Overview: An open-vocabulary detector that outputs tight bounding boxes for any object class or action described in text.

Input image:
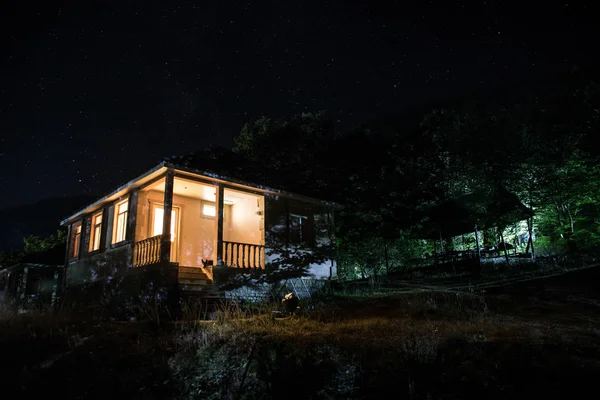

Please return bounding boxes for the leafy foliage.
[0,230,66,268]
[233,76,600,278]
[23,230,66,253]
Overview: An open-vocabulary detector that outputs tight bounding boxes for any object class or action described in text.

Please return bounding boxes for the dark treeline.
[233,71,600,279]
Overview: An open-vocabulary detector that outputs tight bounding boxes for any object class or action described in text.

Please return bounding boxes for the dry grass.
[3,270,600,399]
[166,288,600,399]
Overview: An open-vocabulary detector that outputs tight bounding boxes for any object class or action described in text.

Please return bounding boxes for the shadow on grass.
[2,285,600,399]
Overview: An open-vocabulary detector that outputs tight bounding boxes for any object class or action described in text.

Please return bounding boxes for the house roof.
[60,149,338,226]
[164,148,340,201]
[417,187,533,240]
[0,245,65,275]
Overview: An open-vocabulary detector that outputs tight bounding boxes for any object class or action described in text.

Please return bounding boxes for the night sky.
[0,0,596,210]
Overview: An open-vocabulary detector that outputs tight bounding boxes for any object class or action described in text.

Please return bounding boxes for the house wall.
[66,195,131,286]
[66,244,131,285]
[135,191,151,242]
[137,190,216,267]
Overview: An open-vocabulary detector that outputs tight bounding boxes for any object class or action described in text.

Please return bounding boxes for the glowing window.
[71,222,82,258]
[113,199,128,244]
[203,203,216,217]
[89,212,103,251]
[152,206,176,241]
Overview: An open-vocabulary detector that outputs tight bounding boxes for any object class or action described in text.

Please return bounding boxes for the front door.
[151,204,180,263]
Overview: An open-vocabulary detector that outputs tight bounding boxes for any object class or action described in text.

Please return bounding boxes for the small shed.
[0,246,65,309]
[416,186,533,268]
[419,186,532,241]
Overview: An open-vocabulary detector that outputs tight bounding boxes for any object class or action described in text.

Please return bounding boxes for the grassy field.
[2,266,600,399]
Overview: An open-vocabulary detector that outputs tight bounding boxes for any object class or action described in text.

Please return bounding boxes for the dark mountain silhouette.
[0,195,98,251]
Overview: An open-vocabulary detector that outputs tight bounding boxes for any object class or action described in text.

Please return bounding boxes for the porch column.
[216,185,224,266]
[160,170,174,263]
[126,189,138,243]
[126,189,139,266]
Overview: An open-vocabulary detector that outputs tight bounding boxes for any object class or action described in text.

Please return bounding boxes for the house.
[59,152,337,302]
[0,245,65,309]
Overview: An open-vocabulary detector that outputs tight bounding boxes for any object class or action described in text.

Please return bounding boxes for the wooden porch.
[132,234,265,293]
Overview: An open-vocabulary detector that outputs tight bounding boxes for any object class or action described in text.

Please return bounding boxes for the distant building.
[0,246,65,309]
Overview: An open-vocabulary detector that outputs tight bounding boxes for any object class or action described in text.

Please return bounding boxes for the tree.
[23,230,66,253]
[233,111,334,188]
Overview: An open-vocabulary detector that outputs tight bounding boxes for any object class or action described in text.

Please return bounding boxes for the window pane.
[92,225,101,251]
[170,210,176,240]
[116,212,127,242]
[153,207,164,236]
[73,234,80,257]
[72,222,82,257]
[153,207,176,241]
[90,213,103,251]
[113,199,129,244]
[203,204,216,217]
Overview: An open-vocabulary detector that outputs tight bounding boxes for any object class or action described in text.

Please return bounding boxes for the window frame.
[89,211,103,252]
[289,213,309,244]
[70,221,83,259]
[202,201,217,219]
[112,198,129,244]
[149,202,181,262]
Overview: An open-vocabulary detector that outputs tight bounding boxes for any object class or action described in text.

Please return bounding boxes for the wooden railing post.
[133,234,163,267]
[221,241,265,269]
[160,170,174,263]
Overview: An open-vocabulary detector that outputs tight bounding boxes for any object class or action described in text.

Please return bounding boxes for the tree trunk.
[565,204,575,234]
[474,225,481,258]
[493,227,500,256]
[383,239,390,275]
[513,223,518,255]
[555,203,563,225]
[526,217,535,260]
[527,187,535,260]
[499,229,510,266]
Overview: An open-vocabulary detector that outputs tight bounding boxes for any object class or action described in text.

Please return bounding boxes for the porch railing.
[133,234,162,267]
[222,241,265,269]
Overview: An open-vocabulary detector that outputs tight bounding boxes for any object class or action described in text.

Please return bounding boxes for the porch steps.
[177,266,223,298]
[179,283,221,294]
[179,277,211,285]
[179,284,225,302]
[178,267,212,283]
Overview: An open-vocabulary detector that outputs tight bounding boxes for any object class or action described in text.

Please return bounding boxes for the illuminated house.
[60,150,337,298]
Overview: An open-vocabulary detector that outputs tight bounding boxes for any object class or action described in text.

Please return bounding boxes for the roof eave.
[60,161,341,227]
[166,162,341,207]
[59,161,168,226]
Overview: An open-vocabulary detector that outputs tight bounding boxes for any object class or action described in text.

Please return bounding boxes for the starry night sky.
[0,0,596,210]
